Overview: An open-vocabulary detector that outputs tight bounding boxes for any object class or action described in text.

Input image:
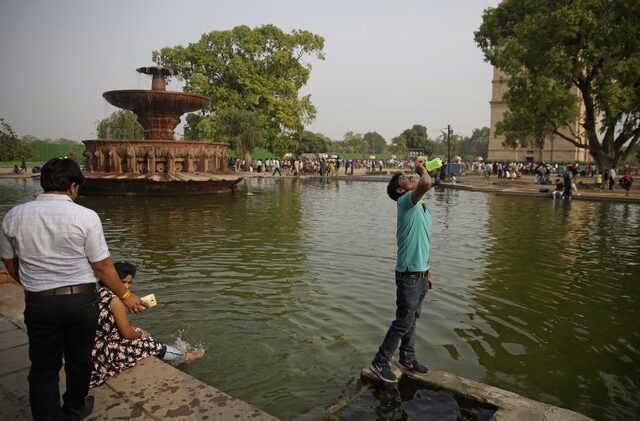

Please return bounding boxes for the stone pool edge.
[0,281,278,420]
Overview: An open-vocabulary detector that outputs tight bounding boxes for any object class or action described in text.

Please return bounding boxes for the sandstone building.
[488,68,592,163]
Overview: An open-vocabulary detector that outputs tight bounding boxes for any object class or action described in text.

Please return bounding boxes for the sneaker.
[399,359,430,374]
[369,361,398,384]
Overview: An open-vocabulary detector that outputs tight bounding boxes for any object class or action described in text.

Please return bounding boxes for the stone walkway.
[0,281,277,421]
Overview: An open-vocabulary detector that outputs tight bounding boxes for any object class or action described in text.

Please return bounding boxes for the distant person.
[0,158,147,421]
[563,173,573,199]
[608,167,616,190]
[272,158,282,176]
[552,177,564,199]
[370,160,435,384]
[90,261,203,388]
[619,174,634,197]
[11,164,20,174]
[20,159,27,173]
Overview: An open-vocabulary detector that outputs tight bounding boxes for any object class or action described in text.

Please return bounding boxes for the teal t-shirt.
[395,191,431,273]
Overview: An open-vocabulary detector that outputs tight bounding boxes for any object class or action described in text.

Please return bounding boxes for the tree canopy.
[298,131,331,154]
[96,110,144,140]
[153,24,325,159]
[0,119,34,162]
[391,125,435,157]
[215,108,268,162]
[475,0,640,169]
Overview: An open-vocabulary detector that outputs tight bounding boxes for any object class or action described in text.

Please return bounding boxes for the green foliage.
[340,132,366,155]
[475,0,640,170]
[0,119,34,162]
[30,143,82,162]
[363,132,386,154]
[215,108,267,163]
[459,127,489,161]
[392,125,435,157]
[298,131,331,154]
[154,24,325,155]
[96,110,144,140]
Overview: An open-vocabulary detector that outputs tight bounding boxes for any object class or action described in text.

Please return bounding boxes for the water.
[1,177,639,421]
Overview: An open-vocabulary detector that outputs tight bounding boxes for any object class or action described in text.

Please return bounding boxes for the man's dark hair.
[387,173,403,201]
[114,261,137,280]
[40,158,85,192]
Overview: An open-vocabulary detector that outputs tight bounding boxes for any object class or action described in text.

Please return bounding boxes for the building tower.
[488,68,592,163]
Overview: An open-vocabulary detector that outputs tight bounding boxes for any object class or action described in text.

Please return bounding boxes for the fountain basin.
[81,172,243,196]
[103,90,209,140]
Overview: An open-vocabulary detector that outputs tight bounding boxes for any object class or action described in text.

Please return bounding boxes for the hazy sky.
[0,0,500,142]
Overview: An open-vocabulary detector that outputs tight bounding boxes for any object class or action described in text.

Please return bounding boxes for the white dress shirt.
[0,193,110,291]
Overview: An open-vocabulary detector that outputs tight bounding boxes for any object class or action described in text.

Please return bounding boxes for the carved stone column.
[167,149,175,174]
[84,151,93,172]
[96,149,105,172]
[127,146,137,174]
[147,149,156,174]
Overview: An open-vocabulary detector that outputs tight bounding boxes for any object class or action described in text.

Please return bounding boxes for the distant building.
[488,68,592,163]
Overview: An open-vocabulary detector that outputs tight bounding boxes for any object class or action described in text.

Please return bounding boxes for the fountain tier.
[81,66,241,196]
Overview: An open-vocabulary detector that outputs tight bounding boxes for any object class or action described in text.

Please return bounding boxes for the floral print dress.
[90,287,164,388]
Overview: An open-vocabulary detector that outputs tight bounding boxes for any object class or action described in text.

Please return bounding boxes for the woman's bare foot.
[183,350,205,364]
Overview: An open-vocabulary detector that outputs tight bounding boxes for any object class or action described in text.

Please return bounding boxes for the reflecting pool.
[1,177,638,420]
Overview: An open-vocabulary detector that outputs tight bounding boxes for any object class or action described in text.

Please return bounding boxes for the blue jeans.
[374,272,428,364]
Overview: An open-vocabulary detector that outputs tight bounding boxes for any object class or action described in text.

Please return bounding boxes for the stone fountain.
[81,66,242,196]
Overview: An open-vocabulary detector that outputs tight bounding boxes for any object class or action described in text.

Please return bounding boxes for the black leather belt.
[26,283,96,296]
[396,270,428,277]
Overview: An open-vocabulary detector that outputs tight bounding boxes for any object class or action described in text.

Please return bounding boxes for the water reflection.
[458,196,640,420]
[1,178,638,420]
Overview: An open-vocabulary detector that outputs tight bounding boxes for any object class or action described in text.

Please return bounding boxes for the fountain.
[81,66,242,196]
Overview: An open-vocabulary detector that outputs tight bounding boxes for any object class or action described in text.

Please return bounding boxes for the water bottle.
[425,158,443,172]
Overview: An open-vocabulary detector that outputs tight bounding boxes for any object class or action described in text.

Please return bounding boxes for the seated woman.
[90,261,203,388]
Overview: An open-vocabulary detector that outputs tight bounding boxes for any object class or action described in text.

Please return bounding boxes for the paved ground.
[0,280,277,421]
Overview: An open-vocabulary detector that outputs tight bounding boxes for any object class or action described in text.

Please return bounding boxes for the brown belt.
[26,283,96,296]
[396,270,429,277]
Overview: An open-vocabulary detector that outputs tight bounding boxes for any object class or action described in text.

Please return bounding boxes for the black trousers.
[24,292,98,421]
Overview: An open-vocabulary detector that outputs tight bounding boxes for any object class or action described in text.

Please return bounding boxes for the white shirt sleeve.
[0,222,15,259]
[84,213,110,263]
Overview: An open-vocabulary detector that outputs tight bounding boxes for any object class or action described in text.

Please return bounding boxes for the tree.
[215,108,267,164]
[363,132,387,155]
[153,24,325,159]
[388,136,407,158]
[459,127,489,161]
[475,0,640,170]
[96,110,144,140]
[0,119,34,162]
[298,131,330,154]
[392,124,435,157]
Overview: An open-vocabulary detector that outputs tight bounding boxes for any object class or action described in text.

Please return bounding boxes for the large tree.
[215,108,268,163]
[0,119,34,162]
[363,131,387,155]
[298,131,331,154]
[460,127,490,161]
[153,25,325,160]
[392,124,435,157]
[96,110,144,140]
[475,0,640,170]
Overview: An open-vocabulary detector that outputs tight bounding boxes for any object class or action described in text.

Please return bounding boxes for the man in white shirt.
[0,158,147,421]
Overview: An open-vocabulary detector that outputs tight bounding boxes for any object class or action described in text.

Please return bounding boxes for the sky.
[0,0,500,142]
